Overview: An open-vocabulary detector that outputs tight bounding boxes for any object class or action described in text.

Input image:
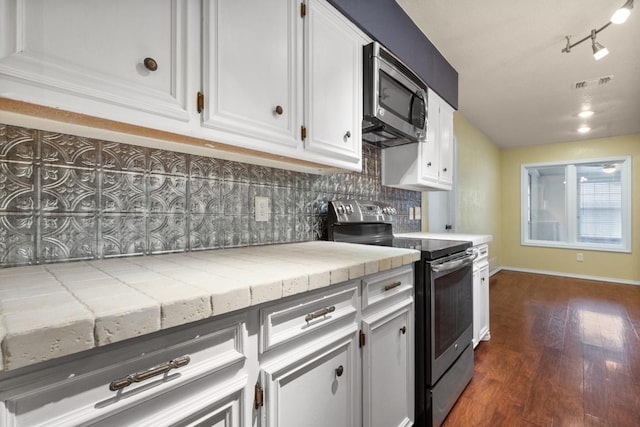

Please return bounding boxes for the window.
[521,157,631,252]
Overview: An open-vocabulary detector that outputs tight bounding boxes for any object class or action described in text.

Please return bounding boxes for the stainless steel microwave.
[362,42,428,147]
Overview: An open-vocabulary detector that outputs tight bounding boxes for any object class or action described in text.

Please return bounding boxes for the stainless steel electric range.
[326,199,476,427]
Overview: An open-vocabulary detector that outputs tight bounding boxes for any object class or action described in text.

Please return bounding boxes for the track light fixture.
[561,0,633,60]
[591,30,609,60]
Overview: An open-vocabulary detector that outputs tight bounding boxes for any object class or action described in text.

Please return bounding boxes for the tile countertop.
[0,241,419,372]
[394,232,493,247]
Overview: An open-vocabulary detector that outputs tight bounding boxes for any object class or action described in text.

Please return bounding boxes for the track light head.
[591,29,609,60]
[611,0,634,24]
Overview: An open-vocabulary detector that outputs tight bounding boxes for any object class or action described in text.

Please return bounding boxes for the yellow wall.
[429,114,638,283]
[425,113,503,269]
[500,134,640,283]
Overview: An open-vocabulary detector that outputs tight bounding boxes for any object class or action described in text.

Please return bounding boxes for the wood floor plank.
[441,271,640,427]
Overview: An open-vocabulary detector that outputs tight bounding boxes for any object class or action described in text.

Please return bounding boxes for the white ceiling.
[396,0,640,148]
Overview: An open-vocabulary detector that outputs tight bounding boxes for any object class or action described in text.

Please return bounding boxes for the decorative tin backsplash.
[0,124,420,267]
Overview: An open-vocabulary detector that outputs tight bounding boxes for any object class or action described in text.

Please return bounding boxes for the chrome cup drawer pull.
[304,305,336,322]
[109,355,191,391]
[384,281,402,291]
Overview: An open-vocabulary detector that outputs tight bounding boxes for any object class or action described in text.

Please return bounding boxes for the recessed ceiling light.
[577,126,591,133]
[578,110,594,118]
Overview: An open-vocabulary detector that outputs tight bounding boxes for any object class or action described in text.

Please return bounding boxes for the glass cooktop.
[389,238,472,261]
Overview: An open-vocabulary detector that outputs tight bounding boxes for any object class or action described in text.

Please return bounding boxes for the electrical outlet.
[576,253,583,262]
[414,206,421,219]
[409,207,415,220]
[255,196,269,222]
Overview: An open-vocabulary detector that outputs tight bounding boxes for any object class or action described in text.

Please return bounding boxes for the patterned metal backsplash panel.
[0,124,421,267]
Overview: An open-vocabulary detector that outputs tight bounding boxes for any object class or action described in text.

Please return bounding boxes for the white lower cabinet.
[257,266,414,427]
[259,331,360,427]
[361,266,414,427]
[362,303,414,427]
[472,244,491,348]
[0,266,414,426]
[0,313,249,427]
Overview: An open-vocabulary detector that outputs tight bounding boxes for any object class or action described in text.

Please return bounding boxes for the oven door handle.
[430,249,478,273]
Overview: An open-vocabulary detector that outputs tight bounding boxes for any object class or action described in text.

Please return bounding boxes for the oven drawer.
[259,281,359,353]
[1,314,247,427]
[362,265,414,312]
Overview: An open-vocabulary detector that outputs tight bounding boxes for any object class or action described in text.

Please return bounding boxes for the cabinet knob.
[443,168,448,172]
[274,105,284,115]
[427,162,432,167]
[400,326,407,335]
[344,130,351,139]
[335,365,344,377]
[143,57,158,72]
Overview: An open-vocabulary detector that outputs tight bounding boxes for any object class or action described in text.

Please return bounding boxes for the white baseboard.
[493,266,640,286]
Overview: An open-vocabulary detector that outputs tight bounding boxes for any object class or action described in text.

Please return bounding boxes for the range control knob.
[391,207,397,215]
[345,204,354,214]
[336,205,345,214]
[382,207,390,215]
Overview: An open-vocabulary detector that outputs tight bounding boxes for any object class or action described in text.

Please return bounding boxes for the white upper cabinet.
[202,0,300,150]
[434,90,454,186]
[1,0,366,173]
[382,88,455,191]
[202,0,364,171]
[421,123,439,182]
[0,0,194,131]
[303,0,363,167]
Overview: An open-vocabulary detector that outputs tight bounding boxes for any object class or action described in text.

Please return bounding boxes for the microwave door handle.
[409,90,427,135]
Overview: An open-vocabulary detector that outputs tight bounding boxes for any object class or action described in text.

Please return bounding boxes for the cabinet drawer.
[259,281,359,353]
[1,314,247,427]
[362,265,413,311]
[89,375,246,427]
[475,244,489,262]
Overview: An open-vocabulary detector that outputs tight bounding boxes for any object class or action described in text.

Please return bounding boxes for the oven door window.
[433,266,473,359]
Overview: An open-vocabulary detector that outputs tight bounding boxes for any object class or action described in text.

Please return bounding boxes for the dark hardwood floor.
[443,270,640,427]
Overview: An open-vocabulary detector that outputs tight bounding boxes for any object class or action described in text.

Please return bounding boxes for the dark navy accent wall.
[327,0,458,110]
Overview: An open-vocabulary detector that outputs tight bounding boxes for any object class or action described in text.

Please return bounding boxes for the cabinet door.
[202,0,300,149]
[472,262,481,348]
[438,99,455,186]
[261,332,360,427]
[478,260,490,341]
[421,90,439,182]
[0,0,192,126]
[304,0,362,168]
[362,302,414,427]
